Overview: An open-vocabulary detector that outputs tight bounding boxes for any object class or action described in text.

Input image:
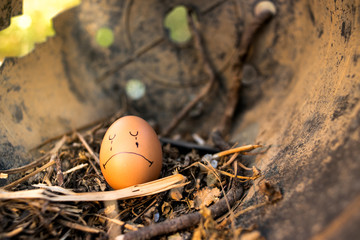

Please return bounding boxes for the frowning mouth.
[102,152,154,169]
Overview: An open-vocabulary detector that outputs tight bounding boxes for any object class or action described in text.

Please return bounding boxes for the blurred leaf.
[0,0,81,58]
[164,5,191,44]
[95,27,114,48]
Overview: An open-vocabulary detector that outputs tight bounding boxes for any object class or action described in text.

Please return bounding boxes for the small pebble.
[210,159,218,169]
[254,1,277,17]
[153,212,160,222]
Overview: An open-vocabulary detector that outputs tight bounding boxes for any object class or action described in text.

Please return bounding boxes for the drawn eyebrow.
[102,152,153,169]
[129,131,138,137]
[109,134,116,140]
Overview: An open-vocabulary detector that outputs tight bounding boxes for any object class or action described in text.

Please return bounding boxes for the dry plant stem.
[233,202,268,218]
[0,154,48,174]
[131,198,157,223]
[76,132,100,164]
[95,214,138,231]
[214,145,262,159]
[1,136,66,175]
[97,36,165,83]
[104,200,121,239]
[162,80,213,136]
[1,159,56,190]
[0,174,187,201]
[220,10,275,133]
[0,222,30,238]
[55,155,64,186]
[218,170,258,180]
[75,132,102,178]
[63,163,88,175]
[32,118,110,150]
[120,180,243,240]
[238,161,252,171]
[162,13,217,136]
[0,227,24,238]
[58,219,103,234]
[221,152,240,169]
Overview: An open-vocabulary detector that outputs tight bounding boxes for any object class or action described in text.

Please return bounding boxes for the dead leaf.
[161,202,173,218]
[194,187,221,209]
[169,187,183,201]
[240,231,264,240]
[258,180,282,202]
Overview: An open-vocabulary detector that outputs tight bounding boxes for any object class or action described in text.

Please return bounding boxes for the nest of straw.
[0,111,273,240]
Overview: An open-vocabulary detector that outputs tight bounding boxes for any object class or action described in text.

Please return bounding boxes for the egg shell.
[99,116,162,189]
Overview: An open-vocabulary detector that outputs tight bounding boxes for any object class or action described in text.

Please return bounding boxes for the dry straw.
[0,174,187,202]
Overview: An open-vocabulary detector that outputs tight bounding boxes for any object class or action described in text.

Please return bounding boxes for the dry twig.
[118,180,243,240]
[219,3,276,133]
[162,11,217,136]
[0,174,187,202]
[1,159,56,190]
[75,132,102,178]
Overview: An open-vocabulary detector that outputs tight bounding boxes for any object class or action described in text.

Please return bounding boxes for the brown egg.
[99,116,162,189]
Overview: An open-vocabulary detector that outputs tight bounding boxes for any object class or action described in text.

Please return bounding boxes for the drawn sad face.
[99,116,163,189]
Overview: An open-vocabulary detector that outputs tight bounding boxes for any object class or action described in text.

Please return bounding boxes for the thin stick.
[0,222,30,238]
[75,132,102,178]
[0,174,187,202]
[131,198,157,223]
[58,219,103,234]
[233,202,268,218]
[0,154,49,174]
[218,169,259,180]
[63,163,88,175]
[95,214,138,231]
[238,161,252,171]
[213,145,262,159]
[219,5,276,134]
[118,180,243,240]
[96,36,165,83]
[1,136,66,175]
[162,12,217,136]
[104,200,121,238]
[76,132,99,164]
[1,159,56,190]
[220,152,240,169]
[55,155,64,186]
[162,80,213,136]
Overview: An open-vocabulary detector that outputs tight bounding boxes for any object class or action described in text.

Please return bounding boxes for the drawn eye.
[129,131,138,137]
[109,134,116,140]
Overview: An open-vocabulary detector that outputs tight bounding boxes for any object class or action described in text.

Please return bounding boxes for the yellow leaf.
[0,0,81,58]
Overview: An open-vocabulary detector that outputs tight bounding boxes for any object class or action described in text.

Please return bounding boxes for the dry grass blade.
[95,214,138,231]
[0,189,46,199]
[0,159,56,190]
[234,202,268,218]
[0,174,187,202]
[118,180,243,240]
[0,154,49,174]
[63,163,88,175]
[58,219,103,234]
[0,136,66,175]
[218,170,260,181]
[76,132,100,164]
[213,145,262,159]
[75,132,103,179]
[0,227,24,238]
